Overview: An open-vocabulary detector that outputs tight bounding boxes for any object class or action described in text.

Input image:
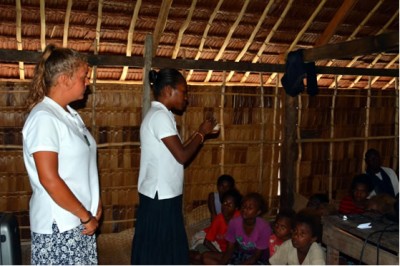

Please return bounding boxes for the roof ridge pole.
[142,34,153,118]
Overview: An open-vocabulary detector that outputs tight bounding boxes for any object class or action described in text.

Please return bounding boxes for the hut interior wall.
[0,80,397,241]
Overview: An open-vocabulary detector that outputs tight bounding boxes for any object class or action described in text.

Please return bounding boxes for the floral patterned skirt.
[31,222,97,265]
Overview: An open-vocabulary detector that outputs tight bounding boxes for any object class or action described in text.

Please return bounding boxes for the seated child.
[269,209,326,265]
[208,174,236,221]
[190,189,242,264]
[306,193,337,216]
[339,174,373,214]
[269,209,296,257]
[204,192,272,265]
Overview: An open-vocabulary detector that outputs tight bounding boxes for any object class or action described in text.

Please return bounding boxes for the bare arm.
[219,241,235,264]
[33,151,98,235]
[208,192,217,221]
[162,118,216,165]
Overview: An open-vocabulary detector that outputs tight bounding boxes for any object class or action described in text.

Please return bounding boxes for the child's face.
[217,181,233,195]
[240,198,261,220]
[291,223,316,251]
[221,195,237,219]
[273,217,292,240]
[352,183,369,202]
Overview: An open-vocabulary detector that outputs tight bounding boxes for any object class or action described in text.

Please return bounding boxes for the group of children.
[190,174,326,265]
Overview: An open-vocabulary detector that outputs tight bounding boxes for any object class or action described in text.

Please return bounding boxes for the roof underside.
[0,0,398,89]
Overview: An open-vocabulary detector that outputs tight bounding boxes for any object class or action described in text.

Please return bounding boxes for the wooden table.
[322,213,399,265]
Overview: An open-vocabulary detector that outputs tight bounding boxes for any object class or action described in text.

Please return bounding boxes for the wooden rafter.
[240,0,293,83]
[62,0,72,47]
[16,0,24,80]
[40,0,46,51]
[120,0,142,81]
[186,0,224,81]
[226,0,275,82]
[326,9,398,88]
[172,0,197,59]
[266,0,327,85]
[152,0,173,56]
[94,0,103,55]
[204,0,250,82]
[363,55,399,89]
[315,0,358,47]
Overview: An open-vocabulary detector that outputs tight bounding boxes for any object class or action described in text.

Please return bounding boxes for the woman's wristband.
[80,211,93,224]
[195,131,204,143]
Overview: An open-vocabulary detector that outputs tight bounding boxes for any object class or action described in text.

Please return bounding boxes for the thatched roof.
[0,0,398,89]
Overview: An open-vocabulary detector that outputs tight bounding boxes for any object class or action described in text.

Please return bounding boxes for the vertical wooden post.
[329,76,338,200]
[280,94,298,210]
[142,34,153,118]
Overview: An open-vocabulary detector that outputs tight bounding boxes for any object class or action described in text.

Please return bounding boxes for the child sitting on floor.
[204,192,272,265]
[339,174,373,214]
[269,209,326,265]
[207,174,236,221]
[269,209,296,257]
[190,189,242,264]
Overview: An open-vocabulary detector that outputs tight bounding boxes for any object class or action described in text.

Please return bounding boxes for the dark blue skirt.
[131,193,189,265]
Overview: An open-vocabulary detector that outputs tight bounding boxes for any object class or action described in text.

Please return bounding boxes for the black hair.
[350,174,374,193]
[295,209,322,239]
[307,193,329,209]
[217,174,235,187]
[242,192,268,216]
[149,68,186,98]
[221,189,242,209]
[275,208,296,229]
[365,148,380,159]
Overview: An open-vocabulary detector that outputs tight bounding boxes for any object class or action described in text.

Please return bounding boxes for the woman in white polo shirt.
[131,68,217,264]
[22,44,101,265]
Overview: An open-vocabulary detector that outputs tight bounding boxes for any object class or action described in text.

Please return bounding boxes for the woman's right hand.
[198,117,217,136]
[82,216,99,236]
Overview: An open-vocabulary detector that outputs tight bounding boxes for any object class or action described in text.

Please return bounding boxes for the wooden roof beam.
[0,49,397,77]
[315,0,358,47]
[152,0,173,56]
[303,31,399,62]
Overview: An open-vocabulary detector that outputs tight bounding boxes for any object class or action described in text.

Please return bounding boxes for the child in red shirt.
[339,174,373,214]
[190,189,242,264]
[269,209,296,257]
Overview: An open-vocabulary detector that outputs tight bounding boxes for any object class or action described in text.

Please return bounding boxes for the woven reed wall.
[0,80,397,241]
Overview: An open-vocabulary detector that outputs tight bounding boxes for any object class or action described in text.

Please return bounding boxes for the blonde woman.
[22,44,101,265]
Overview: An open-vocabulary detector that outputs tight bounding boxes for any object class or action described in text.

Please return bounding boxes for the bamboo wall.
[0,79,398,241]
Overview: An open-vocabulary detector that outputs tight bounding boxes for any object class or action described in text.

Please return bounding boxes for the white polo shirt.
[22,97,100,234]
[138,101,184,200]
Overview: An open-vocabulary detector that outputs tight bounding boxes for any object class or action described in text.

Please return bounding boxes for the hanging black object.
[281,49,318,97]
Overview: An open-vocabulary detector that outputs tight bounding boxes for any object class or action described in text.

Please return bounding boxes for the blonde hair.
[26,44,87,111]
